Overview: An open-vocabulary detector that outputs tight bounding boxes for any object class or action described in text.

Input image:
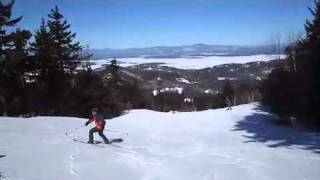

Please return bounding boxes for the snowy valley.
[93,54,286,101]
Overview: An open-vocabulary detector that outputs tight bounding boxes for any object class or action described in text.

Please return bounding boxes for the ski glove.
[85,121,90,126]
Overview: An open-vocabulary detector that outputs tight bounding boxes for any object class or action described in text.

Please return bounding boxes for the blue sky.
[12,0,314,49]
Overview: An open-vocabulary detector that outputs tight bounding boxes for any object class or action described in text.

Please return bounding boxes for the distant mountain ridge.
[88,44,285,59]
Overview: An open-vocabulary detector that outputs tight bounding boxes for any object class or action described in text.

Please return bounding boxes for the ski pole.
[65,125,85,136]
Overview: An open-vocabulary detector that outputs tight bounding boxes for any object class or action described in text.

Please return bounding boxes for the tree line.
[262,0,320,129]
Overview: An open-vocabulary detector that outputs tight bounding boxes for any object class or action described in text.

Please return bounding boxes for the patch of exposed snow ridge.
[176,77,191,84]
[176,78,198,84]
[159,87,183,94]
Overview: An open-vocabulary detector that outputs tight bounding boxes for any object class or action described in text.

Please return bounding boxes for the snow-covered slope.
[0,104,319,180]
[92,54,286,70]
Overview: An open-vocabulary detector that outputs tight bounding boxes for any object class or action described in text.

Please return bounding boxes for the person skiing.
[226,97,232,110]
[85,108,110,144]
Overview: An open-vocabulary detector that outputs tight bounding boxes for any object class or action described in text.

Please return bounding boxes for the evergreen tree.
[47,6,83,75]
[29,19,60,113]
[301,0,320,123]
[8,28,32,114]
[263,0,320,127]
[104,59,123,115]
[286,0,320,125]
[0,0,23,84]
[8,28,32,78]
[33,6,88,114]
[0,0,22,56]
[30,19,56,82]
[106,59,120,84]
[0,0,31,115]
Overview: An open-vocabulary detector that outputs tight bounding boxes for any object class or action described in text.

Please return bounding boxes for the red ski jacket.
[87,114,106,130]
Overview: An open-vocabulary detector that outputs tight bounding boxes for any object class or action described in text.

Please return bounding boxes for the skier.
[85,108,110,144]
[226,97,232,110]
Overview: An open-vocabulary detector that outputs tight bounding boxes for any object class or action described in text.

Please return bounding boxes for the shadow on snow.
[232,105,320,154]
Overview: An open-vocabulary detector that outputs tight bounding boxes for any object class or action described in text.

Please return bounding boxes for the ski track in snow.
[0,103,320,180]
[69,146,81,177]
[69,155,78,176]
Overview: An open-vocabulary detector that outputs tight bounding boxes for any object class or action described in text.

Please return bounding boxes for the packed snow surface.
[0,103,320,180]
[92,54,286,70]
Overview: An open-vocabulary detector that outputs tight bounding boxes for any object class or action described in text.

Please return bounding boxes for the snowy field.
[0,103,319,180]
[92,54,286,70]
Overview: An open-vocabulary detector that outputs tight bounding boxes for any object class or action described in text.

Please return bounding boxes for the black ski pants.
[89,127,109,143]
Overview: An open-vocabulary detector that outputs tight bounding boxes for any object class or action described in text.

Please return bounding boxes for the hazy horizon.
[88,43,286,50]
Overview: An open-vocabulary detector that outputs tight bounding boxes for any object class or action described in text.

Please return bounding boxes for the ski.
[72,139,104,147]
[95,138,123,144]
[72,138,123,147]
[110,138,124,143]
